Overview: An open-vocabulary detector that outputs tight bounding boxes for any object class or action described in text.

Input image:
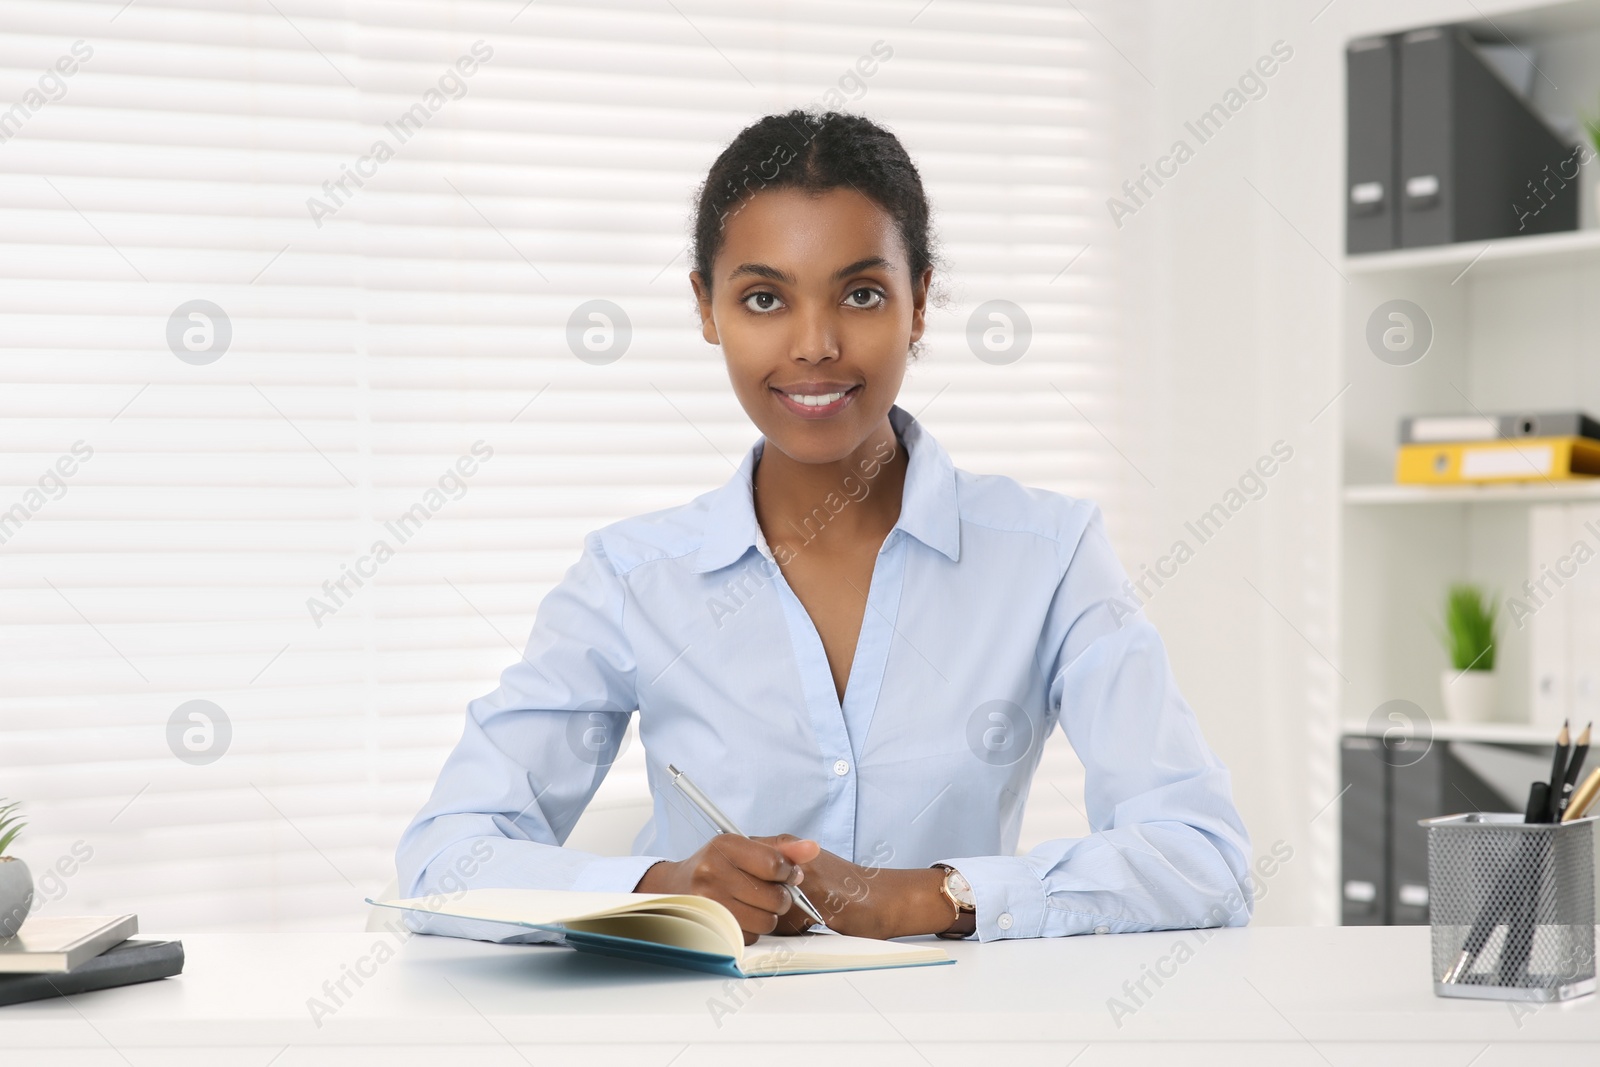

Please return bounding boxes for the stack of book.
[0,915,183,1006]
[1397,411,1600,485]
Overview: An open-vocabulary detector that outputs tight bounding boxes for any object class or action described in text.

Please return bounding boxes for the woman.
[397,110,1252,946]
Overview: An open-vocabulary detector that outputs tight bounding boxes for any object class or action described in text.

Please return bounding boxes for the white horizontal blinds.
[0,0,1111,932]
[1,0,372,933]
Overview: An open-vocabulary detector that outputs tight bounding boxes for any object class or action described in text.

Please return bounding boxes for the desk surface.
[2,926,1596,1065]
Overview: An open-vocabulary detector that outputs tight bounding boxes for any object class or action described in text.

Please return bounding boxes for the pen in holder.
[1422,812,1597,1001]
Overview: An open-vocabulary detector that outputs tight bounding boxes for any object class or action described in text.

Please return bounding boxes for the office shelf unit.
[1345,482,1600,505]
[1337,0,1600,925]
[1345,225,1600,278]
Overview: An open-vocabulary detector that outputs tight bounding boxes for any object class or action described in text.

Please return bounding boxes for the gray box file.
[1397,26,1578,247]
[1341,736,1389,924]
[1346,35,1399,253]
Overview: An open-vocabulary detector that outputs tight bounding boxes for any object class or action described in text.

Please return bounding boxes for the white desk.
[2,926,1596,1065]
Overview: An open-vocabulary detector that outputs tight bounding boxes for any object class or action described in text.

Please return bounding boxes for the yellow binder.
[1396,435,1600,484]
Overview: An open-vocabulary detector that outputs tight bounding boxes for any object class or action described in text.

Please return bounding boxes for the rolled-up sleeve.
[394,531,667,941]
[935,505,1253,941]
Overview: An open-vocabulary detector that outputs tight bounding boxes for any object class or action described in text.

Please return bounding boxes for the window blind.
[0,0,1112,931]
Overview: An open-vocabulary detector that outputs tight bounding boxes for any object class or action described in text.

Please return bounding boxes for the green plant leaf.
[1440,583,1498,671]
[0,799,23,857]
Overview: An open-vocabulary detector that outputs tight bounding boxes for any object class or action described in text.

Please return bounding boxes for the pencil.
[1556,722,1590,819]
[1562,766,1600,823]
[1542,720,1570,822]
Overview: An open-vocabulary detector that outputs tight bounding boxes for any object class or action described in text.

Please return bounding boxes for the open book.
[370,888,954,978]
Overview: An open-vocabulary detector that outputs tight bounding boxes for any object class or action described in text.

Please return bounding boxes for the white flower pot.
[1441,668,1497,724]
[0,857,32,938]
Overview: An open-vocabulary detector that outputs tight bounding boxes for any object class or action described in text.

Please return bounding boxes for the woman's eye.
[743,291,783,313]
[845,287,885,309]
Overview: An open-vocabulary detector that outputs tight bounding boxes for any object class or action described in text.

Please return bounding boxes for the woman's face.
[691,187,931,465]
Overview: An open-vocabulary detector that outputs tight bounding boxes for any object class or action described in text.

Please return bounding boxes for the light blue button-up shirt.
[397,403,1253,942]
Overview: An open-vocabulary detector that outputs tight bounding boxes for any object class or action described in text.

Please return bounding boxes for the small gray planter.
[0,857,33,938]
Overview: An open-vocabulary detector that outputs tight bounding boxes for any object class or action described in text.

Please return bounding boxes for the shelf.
[1351,0,1600,38]
[1345,482,1600,505]
[1343,227,1600,280]
[1341,719,1561,746]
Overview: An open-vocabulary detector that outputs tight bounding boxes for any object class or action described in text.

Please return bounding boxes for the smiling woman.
[0,0,1144,945]
[398,108,1252,950]
[685,112,933,728]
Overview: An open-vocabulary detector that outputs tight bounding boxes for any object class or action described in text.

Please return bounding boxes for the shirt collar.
[691,402,960,575]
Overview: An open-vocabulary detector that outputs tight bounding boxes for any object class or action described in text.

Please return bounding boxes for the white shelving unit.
[1340,718,1561,746]
[1345,483,1600,505]
[1344,226,1600,280]
[1338,0,1600,734]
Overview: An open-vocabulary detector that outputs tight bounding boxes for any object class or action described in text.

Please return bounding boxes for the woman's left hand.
[754,834,939,940]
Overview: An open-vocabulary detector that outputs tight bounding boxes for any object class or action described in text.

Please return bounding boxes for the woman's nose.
[790,303,840,363]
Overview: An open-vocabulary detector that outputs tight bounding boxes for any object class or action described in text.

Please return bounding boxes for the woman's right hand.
[634,834,821,945]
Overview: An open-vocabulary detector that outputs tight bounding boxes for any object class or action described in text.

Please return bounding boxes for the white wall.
[1093,0,1346,925]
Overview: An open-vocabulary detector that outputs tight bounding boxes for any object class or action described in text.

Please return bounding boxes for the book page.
[378,888,680,924]
[742,931,951,974]
[0,915,133,955]
[374,888,741,955]
[0,915,139,974]
[564,912,732,957]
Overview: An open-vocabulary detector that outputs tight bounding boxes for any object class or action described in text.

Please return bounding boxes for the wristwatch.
[932,863,976,939]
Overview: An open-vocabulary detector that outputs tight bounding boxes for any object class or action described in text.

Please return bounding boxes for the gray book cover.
[1400,411,1600,444]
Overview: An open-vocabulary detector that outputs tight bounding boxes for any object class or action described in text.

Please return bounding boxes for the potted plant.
[1438,583,1498,723]
[0,800,32,938]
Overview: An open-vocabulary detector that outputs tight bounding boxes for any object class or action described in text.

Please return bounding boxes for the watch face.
[946,868,975,909]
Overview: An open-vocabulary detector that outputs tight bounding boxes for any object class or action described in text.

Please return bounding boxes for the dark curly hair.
[691,110,938,310]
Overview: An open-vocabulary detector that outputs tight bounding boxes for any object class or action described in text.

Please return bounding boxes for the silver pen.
[666,763,828,928]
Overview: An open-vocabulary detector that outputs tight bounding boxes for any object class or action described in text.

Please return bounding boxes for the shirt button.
[997,913,1013,931]
[833,759,850,776]
[1094,925,1110,935]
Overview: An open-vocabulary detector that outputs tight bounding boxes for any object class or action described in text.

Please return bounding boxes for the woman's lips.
[772,384,861,420]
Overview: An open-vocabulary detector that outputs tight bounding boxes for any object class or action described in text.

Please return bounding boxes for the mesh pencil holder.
[1421,812,1597,1002]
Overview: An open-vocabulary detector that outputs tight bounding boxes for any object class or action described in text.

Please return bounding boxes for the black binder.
[1396,26,1577,247]
[1345,36,1399,253]
[1339,736,1389,925]
[1388,739,1438,925]
[0,940,184,1007]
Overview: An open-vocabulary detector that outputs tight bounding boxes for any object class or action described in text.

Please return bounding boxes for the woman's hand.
[758,834,954,941]
[634,834,820,945]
